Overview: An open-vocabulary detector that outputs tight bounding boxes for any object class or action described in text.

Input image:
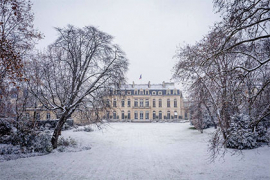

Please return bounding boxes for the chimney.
[132,81,135,88]
[162,81,165,88]
[148,81,151,88]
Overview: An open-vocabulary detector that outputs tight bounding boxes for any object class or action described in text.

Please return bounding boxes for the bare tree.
[29,25,128,149]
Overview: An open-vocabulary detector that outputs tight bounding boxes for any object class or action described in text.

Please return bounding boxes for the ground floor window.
[167,111,171,119]
[128,111,130,119]
[140,111,143,119]
[153,111,156,120]
[121,111,124,119]
[174,111,177,119]
[113,111,116,119]
[146,111,149,119]
[159,111,162,119]
[134,111,138,119]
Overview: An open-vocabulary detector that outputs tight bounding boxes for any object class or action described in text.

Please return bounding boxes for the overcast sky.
[32,0,220,88]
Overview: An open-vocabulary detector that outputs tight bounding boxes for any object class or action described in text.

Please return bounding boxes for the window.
[140,111,144,119]
[167,99,170,108]
[174,111,178,119]
[128,99,131,107]
[153,99,156,107]
[146,111,149,119]
[174,99,177,107]
[127,91,131,95]
[121,99,125,107]
[128,111,131,119]
[158,91,162,95]
[159,111,162,119]
[145,99,149,107]
[167,111,171,119]
[135,89,138,95]
[113,111,116,119]
[134,99,138,107]
[139,90,144,95]
[106,99,110,107]
[152,91,156,95]
[146,90,149,95]
[159,99,162,107]
[36,112,40,120]
[134,111,138,119]
[25,113,29,119]
[166,89,171,95]
[121,111,125,119]
[140,99,144,107]
[153,111,156,120]
[46,113,51,120]
[113,99,117,107]
[106,111,110,119]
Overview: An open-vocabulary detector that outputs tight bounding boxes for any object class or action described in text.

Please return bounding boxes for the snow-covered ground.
[0,122,270,180]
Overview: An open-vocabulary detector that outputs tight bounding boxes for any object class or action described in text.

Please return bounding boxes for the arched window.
[127,99,131,107]
[121,111,125,119]
[159,111,162,119]
[113,99,117,107]
[174,111,178,119]
[121,99,125,107]
[174,99,177,107]
[134,111,138,119]
[146,111,149,119]
[153,99,156,107]
[159,99,162,107]
[113,111,116,119]
[167,111,171,119]
[167,99,170,107]
[140,111,144,119]
[128,111,131,119]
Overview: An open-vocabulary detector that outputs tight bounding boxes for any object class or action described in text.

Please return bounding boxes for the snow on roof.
[121,82,176,90]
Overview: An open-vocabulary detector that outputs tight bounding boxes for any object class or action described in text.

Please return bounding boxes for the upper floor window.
[106,99,110,107]
[139,90,144,95]
[159,99,162,107]
[113,99,117,107]
[152,91,156,95]
[46,112,51,120]
[153,99,156,107]
[140,99,144,107]
[174,99,177,107]
[145,99,149,107]
[25,113,29,119]
[146,90,149,95]
[36,112,40,120]
[158,91,162,95]
[127,91,131,95]
[134,99,138,107]
[166,89,171,95]
[135,89,138,95]
[167,99,170,108]
[128,99,131,107]
[121,99,125,107]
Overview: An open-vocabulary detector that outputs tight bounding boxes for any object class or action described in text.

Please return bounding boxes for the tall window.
[174,111,178,119]
[128,99,131,107]
[153,111,156,120]
[167,111,171,119]
[46,112,51,120]
[153,99,156,107]
[167,99,170,108]
[128,111,131,119]
[139,90,144,95]
[159,111,162,119]
[106,99,110,107]
[174,99,177,107]
[134,99,138,107]
[140,99,144,107]
[106,111,110,119]
[135,89,138,95]
[36,112,40,120]
[159,99,162,107]
[121,99,125,107]
[145,99,149,107]
[146,111,149,119]
[140,111,144,119]
[113,111,116,119]
[134,111,138,119]
[113,99,117,107]
[121,111,124,119]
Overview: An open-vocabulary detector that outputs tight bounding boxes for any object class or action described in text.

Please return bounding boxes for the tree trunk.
[51,113,68,149]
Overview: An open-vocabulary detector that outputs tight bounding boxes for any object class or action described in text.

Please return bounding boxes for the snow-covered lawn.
[0,122,270,180]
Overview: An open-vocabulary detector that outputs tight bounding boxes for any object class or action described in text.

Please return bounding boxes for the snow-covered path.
[1,123,270,180]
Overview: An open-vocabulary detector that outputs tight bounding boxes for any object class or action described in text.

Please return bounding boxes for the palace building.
[106,81,186,121]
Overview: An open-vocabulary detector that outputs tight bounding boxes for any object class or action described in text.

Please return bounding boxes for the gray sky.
[32,0,220,88]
